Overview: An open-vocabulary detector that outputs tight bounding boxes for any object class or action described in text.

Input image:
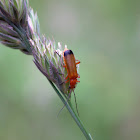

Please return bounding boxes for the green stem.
[49,80,93,140]
[68,101,93,140]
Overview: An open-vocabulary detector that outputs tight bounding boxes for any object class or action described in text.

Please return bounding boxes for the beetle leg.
[65,75,69,80]
[59,78,69,85]
[76,60,80,65]
[60,79,69,84]
[63,65,66,68]
[65,79,69,83]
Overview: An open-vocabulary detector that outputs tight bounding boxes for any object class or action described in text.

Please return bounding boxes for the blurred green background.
[0,0,140,140]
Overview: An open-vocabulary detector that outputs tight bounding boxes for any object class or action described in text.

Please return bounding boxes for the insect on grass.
[57,47,81,116]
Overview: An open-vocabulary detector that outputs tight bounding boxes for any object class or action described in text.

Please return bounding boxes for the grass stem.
[49,80,93,140]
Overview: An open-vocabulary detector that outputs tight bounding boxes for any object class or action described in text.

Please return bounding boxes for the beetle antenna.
[73,89,80,116]
[57,104,65,117]
[57,91,72,117]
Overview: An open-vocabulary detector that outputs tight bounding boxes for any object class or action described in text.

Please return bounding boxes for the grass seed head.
[0,0,78,95]
[31,36,70,94]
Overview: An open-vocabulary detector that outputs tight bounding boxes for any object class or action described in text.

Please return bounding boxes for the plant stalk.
[49,80,93,140]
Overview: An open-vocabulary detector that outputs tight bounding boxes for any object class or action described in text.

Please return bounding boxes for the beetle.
[63,48,80,89]
[62,48,80,116]
[57,48,81,116]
